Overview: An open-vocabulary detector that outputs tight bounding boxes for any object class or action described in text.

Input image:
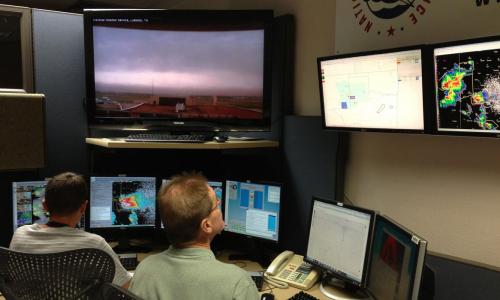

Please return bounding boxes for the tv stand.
[319,276,369,300]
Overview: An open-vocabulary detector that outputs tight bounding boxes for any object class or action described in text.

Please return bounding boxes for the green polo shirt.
[130,246,259,300]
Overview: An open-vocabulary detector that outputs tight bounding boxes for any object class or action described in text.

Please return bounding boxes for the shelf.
[85,138,279,150]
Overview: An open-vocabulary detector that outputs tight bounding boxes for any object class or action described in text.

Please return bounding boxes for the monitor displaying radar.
[224,180,281,241]
[12,181,48,230]
[318,47,425,132]
[434,36,500,135]
[89,176,156,228]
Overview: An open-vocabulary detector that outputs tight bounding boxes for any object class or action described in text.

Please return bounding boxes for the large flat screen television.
[318,46,427,133]
[433,36,500,137]
[83,9,273,132]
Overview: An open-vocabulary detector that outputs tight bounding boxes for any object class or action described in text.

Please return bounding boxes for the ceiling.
[1,0,178,13]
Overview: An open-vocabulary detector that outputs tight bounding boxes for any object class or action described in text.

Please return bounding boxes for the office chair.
[0,247,115,300]
[100,282,144,300]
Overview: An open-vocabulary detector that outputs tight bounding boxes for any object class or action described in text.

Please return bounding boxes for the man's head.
[44,172,88,217]
[158,172,224,247]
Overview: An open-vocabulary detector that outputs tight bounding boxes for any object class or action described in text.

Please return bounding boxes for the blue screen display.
[224,180,281,241]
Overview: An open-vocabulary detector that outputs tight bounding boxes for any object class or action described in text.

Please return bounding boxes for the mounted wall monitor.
[83,9,273,132]
[367,214,427,300]
[433,36,500,137]
[318,46,427,133]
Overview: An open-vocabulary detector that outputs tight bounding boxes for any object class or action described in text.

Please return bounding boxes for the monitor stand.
[319,276,370,300]
[112,236,152,254]
[227,238,271,268]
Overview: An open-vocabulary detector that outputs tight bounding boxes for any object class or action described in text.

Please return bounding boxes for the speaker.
[0,92,45,170]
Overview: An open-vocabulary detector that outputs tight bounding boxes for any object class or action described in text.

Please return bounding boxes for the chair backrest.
[100,282,144,300]
[0,247,115,300]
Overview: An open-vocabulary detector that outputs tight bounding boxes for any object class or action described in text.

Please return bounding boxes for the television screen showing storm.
[92,25,265,120]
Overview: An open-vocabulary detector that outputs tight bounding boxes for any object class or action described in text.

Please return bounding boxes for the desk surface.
[86,137,279,150]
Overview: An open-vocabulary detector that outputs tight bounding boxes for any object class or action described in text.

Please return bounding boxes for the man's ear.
[200,218,213,234]
[80,200,88,213]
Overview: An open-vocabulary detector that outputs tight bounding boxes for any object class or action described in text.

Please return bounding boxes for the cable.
[263,273,289,289]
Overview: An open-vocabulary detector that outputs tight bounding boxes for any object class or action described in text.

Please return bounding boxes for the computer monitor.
[12,181,48,230]
[159,179,224,229]
[12,180,85,230]
[433,36,500,136]
[318,46,426,132]
[224,180,281,242]
[89,176,156,252]
[89,176,156,228]
[305,197,375,299]
[367,215,427,300]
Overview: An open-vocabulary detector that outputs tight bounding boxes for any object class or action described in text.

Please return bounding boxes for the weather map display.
[319,48,425,131]
[12,181,48,230]
[89,177,156,228]
[434,39,500,134]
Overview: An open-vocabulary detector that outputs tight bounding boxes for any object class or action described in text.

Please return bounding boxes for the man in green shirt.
[129,172,259,300]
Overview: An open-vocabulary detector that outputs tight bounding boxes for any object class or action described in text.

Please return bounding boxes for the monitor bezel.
[318,44,432,134]
[223,179,282,243]
[432,35,500,138]
[304,196,376,288]
[12,180,48,231]
[83,9,274,132]
[367,214,428,300]
[87,175,158,231]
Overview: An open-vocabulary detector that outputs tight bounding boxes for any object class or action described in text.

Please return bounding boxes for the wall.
[335,0,500,269]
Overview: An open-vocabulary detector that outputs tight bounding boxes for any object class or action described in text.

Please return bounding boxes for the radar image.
[436,47,500,132]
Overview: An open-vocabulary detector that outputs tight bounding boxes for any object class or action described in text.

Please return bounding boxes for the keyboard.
[118,253,138,270]
[288,291,320,300]
[124,133,209,143]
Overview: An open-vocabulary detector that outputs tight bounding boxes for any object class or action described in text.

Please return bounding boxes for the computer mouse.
[213,136,227,143]
[260,293,274,300]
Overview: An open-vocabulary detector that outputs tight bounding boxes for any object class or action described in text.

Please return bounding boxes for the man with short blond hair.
[130,172,259,300]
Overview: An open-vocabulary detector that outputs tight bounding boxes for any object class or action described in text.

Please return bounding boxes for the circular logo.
[364,0,416,19]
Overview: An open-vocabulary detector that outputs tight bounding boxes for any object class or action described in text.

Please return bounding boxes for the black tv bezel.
[83,9,274,132]
[304,196,376,288]
[366,214,428,300]
[222,179,282,243]
[432,35,500,138]
[317,45,433,134]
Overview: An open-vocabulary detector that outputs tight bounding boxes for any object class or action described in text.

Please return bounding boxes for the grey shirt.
[10,224,132,286]
[130,246,259,300]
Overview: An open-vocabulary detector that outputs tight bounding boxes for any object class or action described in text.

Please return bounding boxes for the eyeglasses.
[210,198,221,212]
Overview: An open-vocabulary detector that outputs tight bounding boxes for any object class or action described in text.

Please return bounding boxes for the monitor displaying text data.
[318,47,425,132]
[89,176,156,228]
[434,37,500,135]
[224,180,280,241]
[12,181,48,230]
[305,197,374,288]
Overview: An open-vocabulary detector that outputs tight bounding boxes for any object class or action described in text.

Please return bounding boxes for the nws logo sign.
[352,0,432,37]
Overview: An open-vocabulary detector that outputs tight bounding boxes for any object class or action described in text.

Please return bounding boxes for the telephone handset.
[264,251,320,290]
